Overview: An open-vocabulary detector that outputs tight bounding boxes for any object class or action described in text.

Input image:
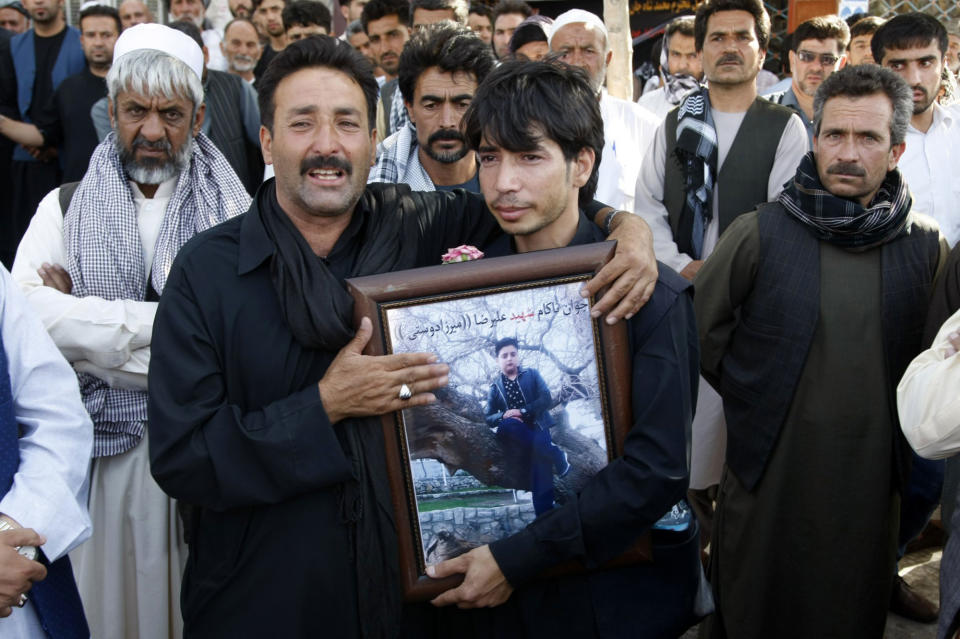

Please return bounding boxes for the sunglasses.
[797,50,840,66]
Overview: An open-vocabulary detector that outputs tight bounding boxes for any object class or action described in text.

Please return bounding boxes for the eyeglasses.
[797,50,840,66]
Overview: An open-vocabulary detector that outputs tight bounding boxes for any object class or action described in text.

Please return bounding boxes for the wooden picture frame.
[346,241,645,602]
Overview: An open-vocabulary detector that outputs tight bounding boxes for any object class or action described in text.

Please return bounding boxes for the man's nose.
[140,111,165,140]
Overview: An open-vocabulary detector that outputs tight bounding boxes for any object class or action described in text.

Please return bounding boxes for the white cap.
[548,9,607,46]
[113,23,204,81]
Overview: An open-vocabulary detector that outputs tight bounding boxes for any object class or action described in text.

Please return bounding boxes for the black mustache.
[827,162,866,177]
[717,54,742,65]
[427,129,466,145]
[300,155,352,176]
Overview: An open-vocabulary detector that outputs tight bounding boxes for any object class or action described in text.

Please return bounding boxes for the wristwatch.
[0,518,38,561]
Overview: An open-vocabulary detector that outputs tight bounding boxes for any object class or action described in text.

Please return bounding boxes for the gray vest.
[663,97,794,256]
[721,202,941,491]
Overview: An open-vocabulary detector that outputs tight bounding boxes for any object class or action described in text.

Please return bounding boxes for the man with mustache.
[145,36,660,637]
[369,23,492,192]
[765,15,848,148]
[220,17,261,84]
[695,64,948,638]
[11,24,250,639]
[633,0,807,549]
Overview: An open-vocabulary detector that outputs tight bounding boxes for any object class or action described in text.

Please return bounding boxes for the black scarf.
[777,152,912,251]
[674,87,718,259]
[258,182,401,638]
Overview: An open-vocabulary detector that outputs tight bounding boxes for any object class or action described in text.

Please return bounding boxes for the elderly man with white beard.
[11,23,250,639]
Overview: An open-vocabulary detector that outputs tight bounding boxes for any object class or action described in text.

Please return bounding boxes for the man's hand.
[502,409,522,419]
[427,545,513,609]
[0,528,47,618]
[581,212,657,324]
[943,330,960,357]
[679,259,704,281]
[317,317,449,424]
[37,263,73,294]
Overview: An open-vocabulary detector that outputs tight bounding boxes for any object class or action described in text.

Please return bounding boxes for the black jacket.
[485,367,555,431]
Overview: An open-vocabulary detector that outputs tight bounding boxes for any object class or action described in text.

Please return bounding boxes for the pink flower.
[441,244,485,264]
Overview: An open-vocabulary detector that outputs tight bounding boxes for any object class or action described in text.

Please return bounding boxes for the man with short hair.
[228,0,252,18]
[362,0,410,138]
[147,36,658,637]
[638,16,703,119]
[0,0,84,269]
[221,17,261,83]
[251,0,287,81]
[283,0,331,40]
[484,337,570,515]
[344,18,384,83]
[550,9,659,212]
[696,63,947,639]
[423,59,705,637]
[0,263,93,639]
[0,0,29,33]
[369,24,493,191]
[411,0,466,30]
[848,15,885,66]
[166,0,228,70]
[491,0,529,59]
[875,13,960,247]
[765,14,849,147]
[117,0,153,29]
[12,23,250,639]
[338,0,365,24]
[467,2,491,45]
[633,0,807,548]
[0,4,118,183]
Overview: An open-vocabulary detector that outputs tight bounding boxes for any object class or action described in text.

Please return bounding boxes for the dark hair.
[168,19,204,48]
[508,15,551,55]
[410,0,467,26]
[258,35,378,132]
[694,0,770,52]
[791,14,850,52]
[79,4,121,34]
[871,12,948,64]
[492,0,531,28]
[494,337,518,356]
[282,0,331,31]
[224,16,259,37]
[849,15,885,44]
[252,0,287,12]
[468,3,491,21]
[346,18,365,37]
[813,64,912,145]
[665,14,695,40]
[361,0,409,34]
[398,24,495,103]
[463,60,604,208]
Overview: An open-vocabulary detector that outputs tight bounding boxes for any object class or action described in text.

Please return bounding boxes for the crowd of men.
[2,0,960,637]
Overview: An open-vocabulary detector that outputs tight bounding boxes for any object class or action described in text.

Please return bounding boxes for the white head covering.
[548,9,608,47]
[113,23,204,81]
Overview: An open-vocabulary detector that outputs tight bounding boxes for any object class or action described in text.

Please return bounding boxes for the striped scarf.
[63,132,251,457]
[777,152,911,251]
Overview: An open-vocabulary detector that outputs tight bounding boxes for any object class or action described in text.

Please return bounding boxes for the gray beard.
[117,135,194,185]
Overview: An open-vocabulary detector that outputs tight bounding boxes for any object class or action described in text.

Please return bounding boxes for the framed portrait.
[346,241,645,602]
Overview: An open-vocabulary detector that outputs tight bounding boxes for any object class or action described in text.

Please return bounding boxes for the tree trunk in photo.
[604,0,634,100]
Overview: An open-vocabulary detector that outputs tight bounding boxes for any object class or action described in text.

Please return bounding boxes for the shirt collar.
[128,175,178,200]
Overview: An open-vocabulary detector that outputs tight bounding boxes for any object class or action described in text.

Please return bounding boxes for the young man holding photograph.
[421,59,707,638]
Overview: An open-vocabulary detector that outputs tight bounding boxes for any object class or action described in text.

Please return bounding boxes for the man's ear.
[572,146,595,188]
[108,99,116,129]
[888,140,906,170]
[260,124,273,164]
[604,49,612,68]
[369,127,378,166]
[193,102,206,136]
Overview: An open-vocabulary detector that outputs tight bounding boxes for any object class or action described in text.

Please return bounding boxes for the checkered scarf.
[388,84,410,137]
[675,87,718,259]
[368,122,435,190]
[777,152,912,250]
[63,132,251,457]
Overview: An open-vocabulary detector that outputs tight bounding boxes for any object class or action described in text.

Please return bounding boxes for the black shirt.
[28,28,66,123]
[34,67,106,182]
[253,43,277,83]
